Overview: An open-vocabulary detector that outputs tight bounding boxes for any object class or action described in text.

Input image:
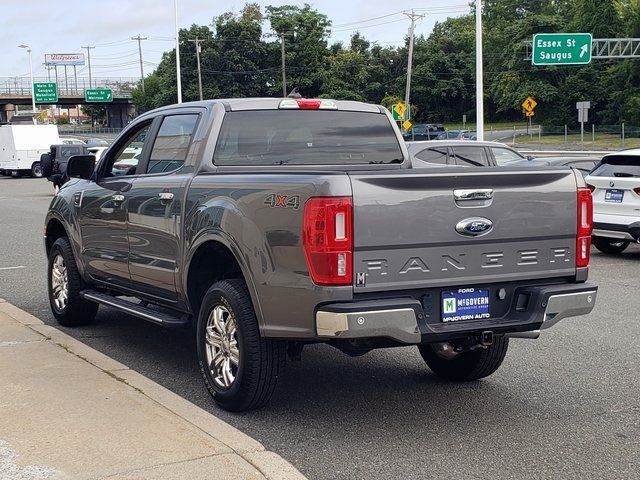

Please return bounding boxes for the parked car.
[407,140,526,167]
[60,137,86,145]
[436,130,472,140]
[84,138,110,147]
[45,98,597,411]
[585,150,640,254]
[505,156,600,177]
[402,123,445,141]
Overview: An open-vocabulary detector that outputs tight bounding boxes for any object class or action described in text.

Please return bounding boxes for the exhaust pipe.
[505,330,541,339]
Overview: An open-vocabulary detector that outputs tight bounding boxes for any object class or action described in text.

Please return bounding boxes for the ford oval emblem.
[455,217,493,237]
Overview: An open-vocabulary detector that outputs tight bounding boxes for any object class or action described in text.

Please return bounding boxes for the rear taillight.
[303,197,353,285]
[279,99,338,110]
[576,187,593,268]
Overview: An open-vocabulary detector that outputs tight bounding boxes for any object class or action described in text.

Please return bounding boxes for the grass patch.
[514,133,640,149]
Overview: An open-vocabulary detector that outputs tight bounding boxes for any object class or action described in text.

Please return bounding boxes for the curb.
[0,301,306,480]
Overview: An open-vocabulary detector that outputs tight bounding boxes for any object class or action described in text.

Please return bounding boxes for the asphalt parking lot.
[1,176,638,480]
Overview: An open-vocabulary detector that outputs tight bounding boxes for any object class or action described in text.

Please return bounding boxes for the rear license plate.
[605,189,624,203]
[441,288,490,323]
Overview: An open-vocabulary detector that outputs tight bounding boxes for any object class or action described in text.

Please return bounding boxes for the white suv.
[585,150,640,254]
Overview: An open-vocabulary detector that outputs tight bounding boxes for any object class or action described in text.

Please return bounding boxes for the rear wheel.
[196,279,286,411]
[31,162,43,178]
[47,237,98,326]
[418,337,509,381]
[593,237,630,254]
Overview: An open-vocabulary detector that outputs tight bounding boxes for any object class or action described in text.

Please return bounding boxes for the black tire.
[418,337,509,381]
[196,279,285,412]
[31,162,44,178]
[47,237,98,327]
[593,236,630,254]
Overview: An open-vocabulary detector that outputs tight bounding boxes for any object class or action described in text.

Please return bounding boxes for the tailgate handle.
[454,189,493,201]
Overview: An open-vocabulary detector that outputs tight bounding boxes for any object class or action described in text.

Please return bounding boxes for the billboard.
[44,53,85,66]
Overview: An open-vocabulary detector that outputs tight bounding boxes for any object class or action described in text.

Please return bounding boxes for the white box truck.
[0,125,60,177]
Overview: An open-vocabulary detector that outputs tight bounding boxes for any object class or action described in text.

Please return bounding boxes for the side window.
[415,147,448,164]
[452,146,490,167]
[106,123,152,177]
[145,114,199,174]
[492,147,523,165]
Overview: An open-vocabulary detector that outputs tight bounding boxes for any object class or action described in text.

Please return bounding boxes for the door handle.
[158,192,174,203]
[111,194,125,203]
[453,189,493,201]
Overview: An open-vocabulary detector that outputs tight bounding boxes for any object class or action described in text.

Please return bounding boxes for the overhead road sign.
[85,88,113,103]
[44,53,85,66]
[532,33,592,66]
[33,82,58,103]
[522,97,538,112]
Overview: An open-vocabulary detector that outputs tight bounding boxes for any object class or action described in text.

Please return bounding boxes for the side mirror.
[526,155,535,161]
[67,155,95,180]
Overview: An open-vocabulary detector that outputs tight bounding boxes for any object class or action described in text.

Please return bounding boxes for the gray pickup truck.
[44,98,598,411]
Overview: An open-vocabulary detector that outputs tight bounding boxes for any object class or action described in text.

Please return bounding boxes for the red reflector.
[296,99,322,109]
[576,187,593,268]
[303,197,353,285]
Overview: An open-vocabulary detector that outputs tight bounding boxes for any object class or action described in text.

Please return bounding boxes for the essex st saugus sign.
[532,33,592,66]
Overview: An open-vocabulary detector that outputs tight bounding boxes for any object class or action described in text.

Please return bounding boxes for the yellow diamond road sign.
[522,96,538,112]
[402,120,412,130]
[394,102,406,119]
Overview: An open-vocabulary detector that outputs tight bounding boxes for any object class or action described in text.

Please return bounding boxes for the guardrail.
[517,150,612,157]
[58,126,123,135]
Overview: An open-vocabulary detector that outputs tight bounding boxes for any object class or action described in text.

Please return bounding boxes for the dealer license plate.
[441,288,490,323]
[605,189,624,203]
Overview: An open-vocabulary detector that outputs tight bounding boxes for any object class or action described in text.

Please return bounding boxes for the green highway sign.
[33,82,58,103]
[85,88,113,102]
[532,33,592,66]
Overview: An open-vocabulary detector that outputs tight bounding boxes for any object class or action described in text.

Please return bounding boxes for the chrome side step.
[80,290,190,328]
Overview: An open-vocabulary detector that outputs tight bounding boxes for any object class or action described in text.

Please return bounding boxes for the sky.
[1,0,470,82]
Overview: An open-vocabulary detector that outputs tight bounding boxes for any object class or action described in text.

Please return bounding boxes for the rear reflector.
[279,99,338,110]
[576,187,593,268]
[303,197,353,285]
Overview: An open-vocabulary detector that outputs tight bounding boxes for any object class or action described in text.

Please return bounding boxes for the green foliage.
[131,1,640,125]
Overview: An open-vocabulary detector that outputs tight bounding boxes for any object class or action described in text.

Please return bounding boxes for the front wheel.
[31,162,44,178]
[593,237,630,254]
[196,279,285,412]
[418,337,509,381]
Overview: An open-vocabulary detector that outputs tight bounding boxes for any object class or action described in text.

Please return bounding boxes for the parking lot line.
[0,266,26,271]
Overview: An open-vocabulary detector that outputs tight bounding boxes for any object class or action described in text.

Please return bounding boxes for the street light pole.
[18,44,36,113]
[174,0,182,103]
[189,37,204,100]
[403,10,425,125]
[280,32,287,97]
[475,0,485,141]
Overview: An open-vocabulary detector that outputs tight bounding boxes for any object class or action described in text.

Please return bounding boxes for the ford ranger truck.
[44,98,598,411]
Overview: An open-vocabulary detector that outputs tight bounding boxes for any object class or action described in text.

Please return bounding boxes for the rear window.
[214,110,403,165]
[590,156,640,177]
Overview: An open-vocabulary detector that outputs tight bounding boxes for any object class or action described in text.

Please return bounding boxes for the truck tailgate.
[350,169,578,292]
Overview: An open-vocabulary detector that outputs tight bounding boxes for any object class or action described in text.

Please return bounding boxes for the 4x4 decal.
[264,194,300,209]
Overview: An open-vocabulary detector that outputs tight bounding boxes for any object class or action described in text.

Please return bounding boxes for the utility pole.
[475,0,485,141]
[280,32,287,97]
[189,37,203,100]
[403,10,425,125]
[174,0,182,103]
[131,35,147,92]
[82,45,95,88]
